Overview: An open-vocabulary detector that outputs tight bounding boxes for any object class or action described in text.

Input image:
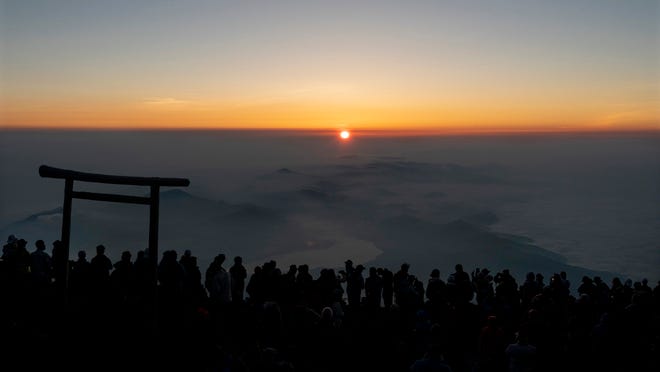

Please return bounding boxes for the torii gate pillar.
[39,165,190,295]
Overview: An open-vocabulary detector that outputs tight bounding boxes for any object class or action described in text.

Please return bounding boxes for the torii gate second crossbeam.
[39,165,190,292]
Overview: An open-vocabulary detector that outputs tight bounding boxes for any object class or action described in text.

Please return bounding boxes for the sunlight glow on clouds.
[143,97,193,107]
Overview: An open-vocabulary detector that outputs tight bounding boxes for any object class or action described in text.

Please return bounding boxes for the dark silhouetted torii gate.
[39,165,190,294]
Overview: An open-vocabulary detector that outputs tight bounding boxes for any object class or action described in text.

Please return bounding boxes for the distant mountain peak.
[22,207,63,223]
[277,168,294,174]
[160,189,194,200]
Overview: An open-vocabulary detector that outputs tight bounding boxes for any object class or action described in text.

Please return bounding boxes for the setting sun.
[340,130,351,139]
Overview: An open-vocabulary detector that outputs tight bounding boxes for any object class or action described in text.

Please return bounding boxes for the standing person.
[133,249,153,301]
[69,250,91,301]
[90,244,113,303]
[28,240,52,329]
[229,256,247,303]
[296,264,314,303]
[560,271,571,293]
[205,254,231,337]
[394,263,411,307]
[347,264,365,309]
[382,268,394,309]
[2,236,29,325]
[179,250,205,308]
[206,254,231,305]
[110,250,134,304]
[29,240,52,293]
[51,240,68,296]
[339,259,354,288]
[426,269,447,304]
[447,263,472,304]
[365,267,383,310]
[157,250,186,325]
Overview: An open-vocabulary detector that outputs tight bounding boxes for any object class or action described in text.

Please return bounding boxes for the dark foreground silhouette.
[1,235,658,372]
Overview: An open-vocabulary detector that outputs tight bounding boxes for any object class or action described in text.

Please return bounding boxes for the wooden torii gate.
[39,165,190,292]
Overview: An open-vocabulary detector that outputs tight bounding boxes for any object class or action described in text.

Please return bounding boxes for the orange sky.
[2,1,658,133]
[3,95,657,133]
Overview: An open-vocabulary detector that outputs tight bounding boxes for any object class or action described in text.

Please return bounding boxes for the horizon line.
[2,126,659,137]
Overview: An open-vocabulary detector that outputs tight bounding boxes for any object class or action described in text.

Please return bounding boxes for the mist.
[1,130,658,285]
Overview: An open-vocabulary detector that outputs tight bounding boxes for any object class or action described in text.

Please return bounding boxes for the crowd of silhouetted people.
[1,234,659,372]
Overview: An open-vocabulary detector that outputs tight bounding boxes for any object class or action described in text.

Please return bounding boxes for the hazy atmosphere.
[2,130,658,285]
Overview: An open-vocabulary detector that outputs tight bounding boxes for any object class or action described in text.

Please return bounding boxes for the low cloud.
[142,97,192,107]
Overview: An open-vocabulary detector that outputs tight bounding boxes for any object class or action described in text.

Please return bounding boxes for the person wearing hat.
[2,234,18,260]
[338,259,354,285]
[344,259,354,275]
[6,234,17,245]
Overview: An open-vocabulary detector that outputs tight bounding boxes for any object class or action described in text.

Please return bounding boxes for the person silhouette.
[347,264,365,309]
[89,244,113,303]
[69,250,91,301]
[110,250,134,303]
[229,256,247,303]
[365,266,383,310]
[29,239,52,292]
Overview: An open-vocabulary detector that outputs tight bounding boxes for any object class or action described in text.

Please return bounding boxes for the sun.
[340,130,351,139]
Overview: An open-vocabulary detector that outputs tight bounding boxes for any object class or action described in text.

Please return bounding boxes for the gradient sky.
[1,0,658,131]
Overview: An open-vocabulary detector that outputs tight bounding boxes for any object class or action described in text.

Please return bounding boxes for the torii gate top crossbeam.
[39,165,190,187]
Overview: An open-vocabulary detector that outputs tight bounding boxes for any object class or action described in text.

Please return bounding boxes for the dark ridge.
[22,207,63,222]
[160,188,195,200]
